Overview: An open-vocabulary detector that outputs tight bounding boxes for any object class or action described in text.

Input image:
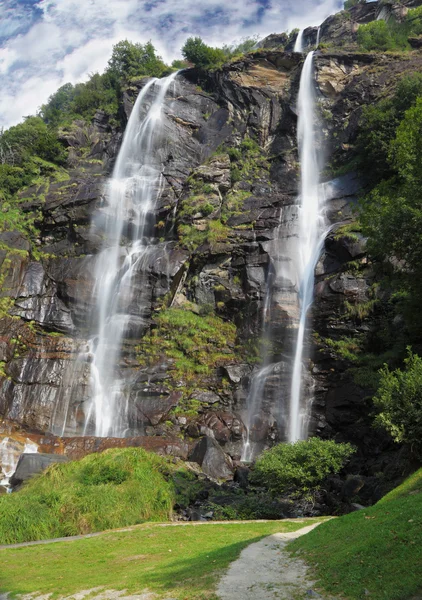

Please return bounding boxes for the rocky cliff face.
[2,5,422,490]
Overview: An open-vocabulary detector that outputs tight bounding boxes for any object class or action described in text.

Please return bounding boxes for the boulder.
[10,453,70,488]
[189,436,234,480]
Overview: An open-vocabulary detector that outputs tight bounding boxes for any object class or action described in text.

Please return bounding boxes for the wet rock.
[10,453,70,488]
[189,436,234,480]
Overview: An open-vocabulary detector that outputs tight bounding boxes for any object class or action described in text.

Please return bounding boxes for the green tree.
[181,37,227,70]
[106,40,167,80]
[250,438,355,495]
[357,20,394,51]
[0,116,66,166]
[344,0,365,9]
[374,349,422,457]
[357,73,422,181]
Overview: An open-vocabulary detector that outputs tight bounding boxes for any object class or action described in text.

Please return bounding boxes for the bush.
[357,20,395,51]
[250,438,355,495]
[182,37,227,70]
[0,448,176,544]
[374,349,422,457]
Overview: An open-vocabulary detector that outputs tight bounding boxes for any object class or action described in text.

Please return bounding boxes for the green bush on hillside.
[182,37,227,70]
[374,349,422,457]
[250,438,355,495]
[0,448,176,544]
[357,20,395,51]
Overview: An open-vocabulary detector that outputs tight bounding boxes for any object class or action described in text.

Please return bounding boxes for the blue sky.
[0,0,343,127]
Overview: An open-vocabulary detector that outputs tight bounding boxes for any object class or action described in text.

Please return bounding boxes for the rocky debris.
[10,453,70,488]
[189,436,234,480]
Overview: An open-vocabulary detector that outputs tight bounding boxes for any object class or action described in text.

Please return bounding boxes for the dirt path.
[217,523,334,600]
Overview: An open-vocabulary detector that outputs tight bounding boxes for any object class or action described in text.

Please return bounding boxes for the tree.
[374,349,422,458]
[344,0,365,9]
[181,37,227,70]
[106,40,167,80]
[357,20,394,51]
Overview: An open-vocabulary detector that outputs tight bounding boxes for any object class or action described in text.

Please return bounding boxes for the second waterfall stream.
[242,51,328,459]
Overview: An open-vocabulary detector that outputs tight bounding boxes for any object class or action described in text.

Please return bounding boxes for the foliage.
[250,438,355,495]
[373,349,422,457]
[0,520,314,598]
[106,40,167,80]
[0,116,66,169]
[357,20,396,51]
[356,5,422,52]
[221,36,260,58]
[290,468,422,600]
[138,308,238,385]
[344,0,365,8]
[182,37,227,70]
[0,448,175,544]
[356,73,422,181]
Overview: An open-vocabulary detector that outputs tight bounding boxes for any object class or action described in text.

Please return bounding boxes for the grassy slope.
[290,468,422,600]
[0,448,177,544]
[0,520,317,599]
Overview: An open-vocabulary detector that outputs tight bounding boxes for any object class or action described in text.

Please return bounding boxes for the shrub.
[250,438,355,495]
[357,20,394,51]
[182,37,227,70]
[374,349,422,457]
[0,448,175,544]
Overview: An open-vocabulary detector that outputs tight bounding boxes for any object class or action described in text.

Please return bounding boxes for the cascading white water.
[241,50,328,459]
[80,72,179,438]
[288,51,328,442]
[316,26,321,47]
[0,437,38,491]
[294,29,304,52]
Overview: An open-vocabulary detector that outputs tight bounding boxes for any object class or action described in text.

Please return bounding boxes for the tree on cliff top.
[106,40,167,80]
[182,37,227,70]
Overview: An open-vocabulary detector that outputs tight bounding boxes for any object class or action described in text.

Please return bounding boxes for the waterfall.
[54,72,179,438]
[84,72,179,438]
[241,51,328,459]
[294,29,304,52]
[316,27,321,47]
[288,52,327,442]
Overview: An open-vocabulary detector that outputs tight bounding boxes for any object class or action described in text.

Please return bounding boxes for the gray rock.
[189,436,233,480]
[10,453,70,488]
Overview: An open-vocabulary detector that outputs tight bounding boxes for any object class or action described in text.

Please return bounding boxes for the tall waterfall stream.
[242,51,328,460]
[54,73,179,438]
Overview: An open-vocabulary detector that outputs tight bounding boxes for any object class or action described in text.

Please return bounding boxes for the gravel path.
[217,523,334,600]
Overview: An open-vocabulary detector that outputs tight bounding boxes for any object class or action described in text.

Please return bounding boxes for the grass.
[0,519,318,598]
[290,468,422,600]
[0,448,177,544]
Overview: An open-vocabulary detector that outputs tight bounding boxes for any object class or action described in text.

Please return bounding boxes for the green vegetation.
[0,448,176,544]
[181,36,259,70]
[357,6,422,51]
[374,349,422,458]
[0,520,315,598]
[250,438,355,495]
[344,0,365,9]
[290,468,422,600]
[182,37,228,70]
[138,308,238,388]
[227,136,269,185]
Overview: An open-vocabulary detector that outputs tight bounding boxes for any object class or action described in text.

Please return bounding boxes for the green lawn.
[0,519,317,599]
[290,468,422,600]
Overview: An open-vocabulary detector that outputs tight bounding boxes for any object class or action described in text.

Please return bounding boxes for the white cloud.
[0,0,343,128]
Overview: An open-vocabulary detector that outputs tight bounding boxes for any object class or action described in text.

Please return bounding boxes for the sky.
[0,0,343,128]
